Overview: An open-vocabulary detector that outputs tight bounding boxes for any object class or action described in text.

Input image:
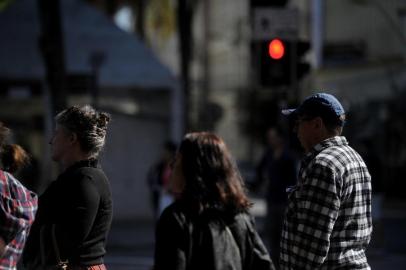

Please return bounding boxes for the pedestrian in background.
[254,126,297,267]
[0,122,37,269]
[154,132,275,270]
[24,105,113,270]
[146,141,177,221]
[280,93,372,269]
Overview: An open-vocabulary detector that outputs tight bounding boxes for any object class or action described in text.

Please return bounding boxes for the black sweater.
[24,159,113,266]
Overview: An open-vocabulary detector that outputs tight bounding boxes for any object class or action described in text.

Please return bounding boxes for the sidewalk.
[107,218,155,255]
[105,219,155,269]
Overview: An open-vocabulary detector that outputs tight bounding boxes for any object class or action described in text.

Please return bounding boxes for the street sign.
[252,7,298,41]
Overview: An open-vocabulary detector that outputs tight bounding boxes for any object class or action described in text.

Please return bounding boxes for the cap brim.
[281,109,297,116]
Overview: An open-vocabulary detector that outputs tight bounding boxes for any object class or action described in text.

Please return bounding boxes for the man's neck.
[306,132,338,153]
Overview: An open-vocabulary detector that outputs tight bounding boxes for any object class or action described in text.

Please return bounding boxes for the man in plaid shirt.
[0,123,37,269]
[280,93,372,269]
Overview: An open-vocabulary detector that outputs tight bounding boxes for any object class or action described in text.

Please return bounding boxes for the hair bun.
[97,112,111,129]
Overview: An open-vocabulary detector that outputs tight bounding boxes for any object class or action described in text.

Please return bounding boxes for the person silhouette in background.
[255,126,298,267]
[147,141,177,220]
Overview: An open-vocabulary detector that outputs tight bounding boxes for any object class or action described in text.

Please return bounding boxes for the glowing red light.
[268,39,285,60]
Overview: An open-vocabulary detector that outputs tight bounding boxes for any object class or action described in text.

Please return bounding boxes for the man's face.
[295,116,318,152]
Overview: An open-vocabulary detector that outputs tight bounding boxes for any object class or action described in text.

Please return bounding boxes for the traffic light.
[268,38,285,59]
[258,38,287,86]
[295,40,311,81]
[250,0,310,87]
[257,39,310,87]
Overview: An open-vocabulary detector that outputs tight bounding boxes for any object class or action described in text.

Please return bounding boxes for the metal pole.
[311,0,324,69]
[200,0,211,130]
[177,0,193,131]
[89,52,105,109]
[290,39,298,101]
[37,0,67,114]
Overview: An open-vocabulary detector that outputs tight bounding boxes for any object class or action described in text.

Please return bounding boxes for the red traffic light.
[268,39,285,60]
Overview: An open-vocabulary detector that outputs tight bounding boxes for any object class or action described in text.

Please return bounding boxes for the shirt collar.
[63,158,99,175]
[303,136,348,164]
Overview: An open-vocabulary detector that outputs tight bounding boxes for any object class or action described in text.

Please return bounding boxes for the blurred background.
[1,0,406,269]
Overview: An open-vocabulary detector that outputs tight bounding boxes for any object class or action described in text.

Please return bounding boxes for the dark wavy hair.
[179,132,251,214]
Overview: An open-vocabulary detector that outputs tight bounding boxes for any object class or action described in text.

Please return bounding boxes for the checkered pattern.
[280,136,372,269]
[69,264,107,270]
[0,170,37,270]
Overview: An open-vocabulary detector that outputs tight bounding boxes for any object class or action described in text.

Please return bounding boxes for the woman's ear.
[69,132,78,145]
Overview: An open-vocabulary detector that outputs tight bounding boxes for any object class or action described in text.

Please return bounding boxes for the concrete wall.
[308,0,406,101]
[101,112,169,220]
[324,0,405,61]
[192,0,252,161]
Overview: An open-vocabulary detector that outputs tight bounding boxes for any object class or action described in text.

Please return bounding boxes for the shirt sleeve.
[283,161,341,269]
[154,207,187,270]
[0,174,37,244]
[0,194,21,243]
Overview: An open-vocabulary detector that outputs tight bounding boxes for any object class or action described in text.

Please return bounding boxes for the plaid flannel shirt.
[0,170,37,270]
[280,136,372,270]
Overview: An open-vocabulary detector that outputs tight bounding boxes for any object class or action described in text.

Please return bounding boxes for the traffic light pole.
[290,40,299,102]
[37,0,67,115]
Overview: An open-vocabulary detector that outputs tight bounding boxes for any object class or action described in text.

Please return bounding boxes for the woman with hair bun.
[154,132,275,270]
[24,105,113,270]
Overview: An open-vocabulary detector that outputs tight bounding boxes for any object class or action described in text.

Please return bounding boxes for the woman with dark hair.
[1,144,30,174]
[0,123,37,269]
[154,132,275,270]
[0,144,40,192]
[24,105,112,270]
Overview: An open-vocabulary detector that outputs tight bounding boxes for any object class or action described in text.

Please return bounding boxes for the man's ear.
[313,117,324,129]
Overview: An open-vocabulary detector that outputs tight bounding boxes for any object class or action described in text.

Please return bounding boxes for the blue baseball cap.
[282,93,345,125]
